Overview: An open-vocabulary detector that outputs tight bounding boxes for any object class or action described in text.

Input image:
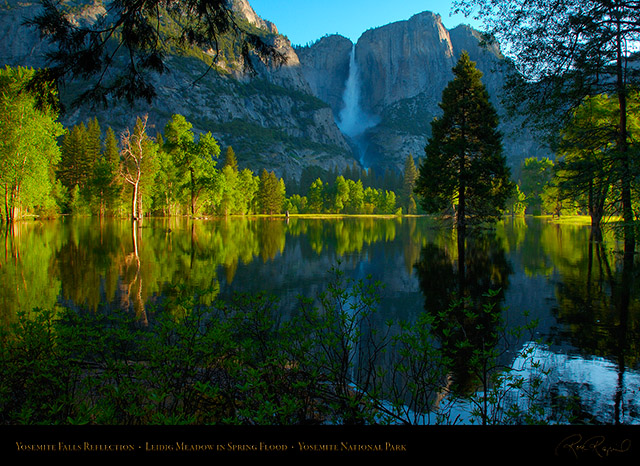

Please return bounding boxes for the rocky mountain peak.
[230,0,279,35]
[355,11,457,114]
[295,35,354,117]
[298,9,547,173]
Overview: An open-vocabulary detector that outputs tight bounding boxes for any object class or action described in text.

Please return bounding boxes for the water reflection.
[0,216,639,423]
[543,224,639,425]
[414,229,512,394]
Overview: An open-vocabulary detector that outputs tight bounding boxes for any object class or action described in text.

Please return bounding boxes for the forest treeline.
[2,64,637,225]
[54,113,417,219]
[511,91,640,227]
[0,66,423,222]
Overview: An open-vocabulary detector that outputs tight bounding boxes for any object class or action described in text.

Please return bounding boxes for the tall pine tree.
[415,52,513,230]
[401,155,418,214]
[223,146,238,171]
[91,126,120,217]
[258,169,284,215]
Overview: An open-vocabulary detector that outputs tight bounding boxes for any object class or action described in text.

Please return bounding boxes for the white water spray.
[337,45,379,166]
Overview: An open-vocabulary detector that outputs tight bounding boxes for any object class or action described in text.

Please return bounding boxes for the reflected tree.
[549,225,639,424]
[120,220,147,324]
[415,230,512,398]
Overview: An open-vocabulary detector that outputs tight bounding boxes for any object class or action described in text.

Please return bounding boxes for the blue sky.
[249,1,481,46]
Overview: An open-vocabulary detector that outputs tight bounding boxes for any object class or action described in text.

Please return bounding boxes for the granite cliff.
[297,12,548,174]
[0,1,547,180]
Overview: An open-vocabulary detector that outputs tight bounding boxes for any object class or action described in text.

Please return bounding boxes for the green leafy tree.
[307,178,325,213]
[363,187,378,214]
[454,0,640,251]
[332,175,350,213]
[506,184,527,217]
[219,165,239,216]
[284,194,307,214]
[377,190,397,214]
[0,66,64,222]
[345,179,365,214]
[237,168,260,215]
[519,157,554,215]
[218,146,247,216]
[152,142,182,216]
[415,53,514,230]
[555,93,631,228]
[163,114,221,216]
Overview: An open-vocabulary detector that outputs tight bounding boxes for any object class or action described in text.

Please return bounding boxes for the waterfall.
[337,44,378,166]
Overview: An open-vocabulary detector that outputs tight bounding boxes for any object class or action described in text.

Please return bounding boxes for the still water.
[1,216,639,424]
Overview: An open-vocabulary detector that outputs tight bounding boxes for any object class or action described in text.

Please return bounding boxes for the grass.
[542,214,624,225]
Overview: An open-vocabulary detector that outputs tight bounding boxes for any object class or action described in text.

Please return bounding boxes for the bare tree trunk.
[131,180,139,220]
[119,115,149,221]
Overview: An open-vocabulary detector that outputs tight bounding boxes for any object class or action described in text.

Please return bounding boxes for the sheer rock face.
[295,35,354,118]
[298,12,549,173]
[231,0,279,35]
[356,12,456,115]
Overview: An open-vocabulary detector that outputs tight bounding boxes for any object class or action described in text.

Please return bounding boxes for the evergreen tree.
[58,118,103,214]
[258,169,284,215]
[103,127,123,215]
[58,123,89,192]
[415,52,514,230]
[92,150,119,218]
[224,146,239,171]
[401,155,419,214]
[104,127,120,166]
[85,117,102,171]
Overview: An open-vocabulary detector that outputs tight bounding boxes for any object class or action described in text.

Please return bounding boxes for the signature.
[556,434,631,458]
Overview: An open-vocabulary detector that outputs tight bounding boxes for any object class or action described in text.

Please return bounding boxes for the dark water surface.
[1,216,639,424]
